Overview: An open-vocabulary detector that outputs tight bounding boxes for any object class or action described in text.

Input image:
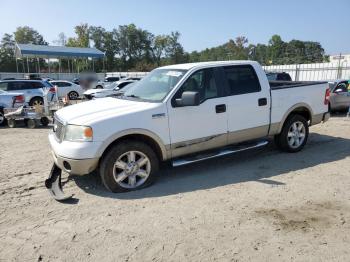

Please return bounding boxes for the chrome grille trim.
[53,116,64,142]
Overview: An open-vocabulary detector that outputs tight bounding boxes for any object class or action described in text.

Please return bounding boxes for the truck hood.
[55,97,159,125]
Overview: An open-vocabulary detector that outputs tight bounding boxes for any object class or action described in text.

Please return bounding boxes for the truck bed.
[269,81,327,90]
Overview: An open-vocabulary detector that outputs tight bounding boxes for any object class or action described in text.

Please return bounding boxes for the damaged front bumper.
[45,164,73,201]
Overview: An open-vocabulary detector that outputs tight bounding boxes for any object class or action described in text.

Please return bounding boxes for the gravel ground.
[0,116,349,262]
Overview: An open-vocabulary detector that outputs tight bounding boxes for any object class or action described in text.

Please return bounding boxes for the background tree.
[0,34,17,72]
[53,32,67,46]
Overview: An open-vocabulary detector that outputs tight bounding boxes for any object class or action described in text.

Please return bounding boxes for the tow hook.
[45,164,73,201]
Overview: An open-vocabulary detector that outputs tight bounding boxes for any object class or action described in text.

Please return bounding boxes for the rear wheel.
[8,119,16,128]
[275,114,309,153]
[100,140,159,193]
[40,117,49,126]
[0,109,6,126]
[29,97,43,107]
[26,119,36,129]
[68,91,79,100]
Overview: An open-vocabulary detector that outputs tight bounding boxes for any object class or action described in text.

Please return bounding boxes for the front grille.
[54,117,64,141]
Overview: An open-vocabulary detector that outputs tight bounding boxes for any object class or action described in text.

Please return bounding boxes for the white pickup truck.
[45,61,330,200]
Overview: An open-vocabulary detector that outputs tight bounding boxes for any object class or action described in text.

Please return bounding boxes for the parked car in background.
[266,72,292,81]
[104,76,124,83]
[83,80,137,99]
[328,79,350,112]
[0,90,25,126]
[48,61,330,198]
[50,80,84,100]
[124,77,143,81]
[0,79,55,106]
[73,75,105,90]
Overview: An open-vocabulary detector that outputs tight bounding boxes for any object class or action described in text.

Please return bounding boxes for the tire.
[0,108,6,126]
[40,117,49,126]
[26,119,36,129]
[100,140,159,193]
[68,91,79,100]
[96,85,103,89]
[29,97,44,107]
[8,119,16,128]
[274,114,309,153]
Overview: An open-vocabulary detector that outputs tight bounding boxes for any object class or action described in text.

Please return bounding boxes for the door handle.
[258,98,267,106]
[215,104,226,113]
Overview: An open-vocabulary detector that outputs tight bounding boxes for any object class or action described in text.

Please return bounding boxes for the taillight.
[49,87,56,93]
[15,95,25,103]
[324,88,330,105]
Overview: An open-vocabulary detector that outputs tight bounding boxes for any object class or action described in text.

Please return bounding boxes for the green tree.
[164,32,188,64]
[0,34,17,72]
[14,26,48,45]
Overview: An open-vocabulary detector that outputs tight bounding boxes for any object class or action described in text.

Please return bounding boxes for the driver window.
[174,68,218,103]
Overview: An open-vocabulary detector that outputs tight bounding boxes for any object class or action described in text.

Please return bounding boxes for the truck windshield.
[123,69,187,102]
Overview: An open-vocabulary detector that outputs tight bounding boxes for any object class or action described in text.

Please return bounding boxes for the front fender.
[97,128,169,161]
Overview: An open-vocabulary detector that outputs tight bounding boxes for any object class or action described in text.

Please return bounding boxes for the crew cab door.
[167,67,228,158]
[222,64,270,144]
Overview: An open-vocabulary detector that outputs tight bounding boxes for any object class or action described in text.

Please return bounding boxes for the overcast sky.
[0,0,349,55]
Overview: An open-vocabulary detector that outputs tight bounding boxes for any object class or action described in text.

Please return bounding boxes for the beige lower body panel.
[170,125,270,159]
[227,125,269,145]
[170,133,227,158]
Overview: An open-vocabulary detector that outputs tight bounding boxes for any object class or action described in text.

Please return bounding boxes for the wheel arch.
[277,103,313,133]
[98,129,169,163]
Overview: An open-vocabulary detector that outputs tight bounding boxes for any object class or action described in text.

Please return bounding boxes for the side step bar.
[172,140,269,167]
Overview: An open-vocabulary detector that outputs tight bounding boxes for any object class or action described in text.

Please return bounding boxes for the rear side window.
[7,82,26,91]
[118,82,131,89]
[0,82,8,91]
[223,65,261,95]
[53,82,70,87]
[277,73,292,81]
[31,82,45,88]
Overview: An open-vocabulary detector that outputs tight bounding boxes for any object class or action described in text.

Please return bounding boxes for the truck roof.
[159,60,258,70]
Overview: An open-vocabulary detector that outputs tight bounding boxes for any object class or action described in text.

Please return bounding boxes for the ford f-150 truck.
[45,61,330,200]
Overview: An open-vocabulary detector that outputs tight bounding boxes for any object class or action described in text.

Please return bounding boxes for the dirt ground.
[0,116,350,262]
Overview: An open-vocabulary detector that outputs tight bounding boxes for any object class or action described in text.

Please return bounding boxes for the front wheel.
[100,140,159,193]
[275,114,309,153]
[0,109,6,126]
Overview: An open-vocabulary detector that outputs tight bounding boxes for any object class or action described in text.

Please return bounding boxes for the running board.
[172,140,269,167]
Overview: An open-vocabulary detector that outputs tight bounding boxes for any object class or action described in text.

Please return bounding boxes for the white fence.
[263,61,350,81]
[0,72,149,81]
[0,72,105,81]
[2,62,350,82]
[106,72,148,78]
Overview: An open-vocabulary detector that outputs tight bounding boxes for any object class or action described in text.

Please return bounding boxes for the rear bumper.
[51,150,99,175]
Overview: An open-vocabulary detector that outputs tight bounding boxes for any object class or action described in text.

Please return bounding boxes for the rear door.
[222,64,270,144]
[167,67,229,158]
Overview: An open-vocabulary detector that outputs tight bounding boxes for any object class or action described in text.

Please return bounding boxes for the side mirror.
[334,88,344,93]
[175,91,200,107]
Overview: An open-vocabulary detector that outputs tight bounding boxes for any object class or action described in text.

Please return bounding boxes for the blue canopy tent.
[14,43,105,74]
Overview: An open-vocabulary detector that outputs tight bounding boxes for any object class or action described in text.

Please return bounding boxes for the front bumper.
[49,133,101,175]
[51,150,99,175]
[323,112,330,122]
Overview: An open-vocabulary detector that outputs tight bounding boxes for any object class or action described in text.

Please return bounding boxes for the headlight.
[64,125,93,142]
